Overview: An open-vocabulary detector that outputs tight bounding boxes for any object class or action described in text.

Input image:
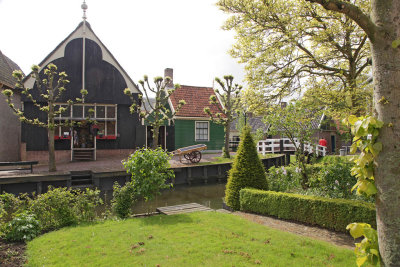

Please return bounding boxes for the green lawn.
[27,212,355,266]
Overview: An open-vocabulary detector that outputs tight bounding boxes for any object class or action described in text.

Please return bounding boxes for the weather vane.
[81,0,88,21]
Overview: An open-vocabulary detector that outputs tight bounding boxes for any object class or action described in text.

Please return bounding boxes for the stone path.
[216,210,355,250]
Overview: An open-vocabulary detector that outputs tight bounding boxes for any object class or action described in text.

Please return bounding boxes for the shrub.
[29,187,77,231]
[111,182,136,219]
[225,127,268,210]
[122,147,174,201]
[318,160,357,199]
[29,187,103,231]
[240,188,376,232]
[0,192,31,224]
[3,212,40,242]
[73,188,103,223]
[267,164,322,193]
[267,166,301,192]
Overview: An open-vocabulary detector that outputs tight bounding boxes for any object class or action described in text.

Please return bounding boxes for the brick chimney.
[164,68,173,88]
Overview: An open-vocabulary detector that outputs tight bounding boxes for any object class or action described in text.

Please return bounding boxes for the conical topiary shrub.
[225,126,268,210]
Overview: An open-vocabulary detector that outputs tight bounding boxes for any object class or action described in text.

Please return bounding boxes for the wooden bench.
[0,161,39,173]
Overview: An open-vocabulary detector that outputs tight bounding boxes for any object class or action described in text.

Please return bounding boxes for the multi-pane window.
[195,121,209,141]
[54,104,117,137]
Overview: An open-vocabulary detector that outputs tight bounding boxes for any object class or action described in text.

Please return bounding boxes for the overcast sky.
[0,0,245,88]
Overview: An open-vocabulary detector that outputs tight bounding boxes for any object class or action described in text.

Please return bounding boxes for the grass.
[26,212,355,266]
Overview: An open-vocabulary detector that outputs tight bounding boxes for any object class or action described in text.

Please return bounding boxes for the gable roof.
[23,21,140,94]
[169,85,224,118]
[230,115,269,133]
[0,50,23,88]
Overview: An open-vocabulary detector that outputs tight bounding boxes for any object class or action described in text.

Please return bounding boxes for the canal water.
[103,183,226,214]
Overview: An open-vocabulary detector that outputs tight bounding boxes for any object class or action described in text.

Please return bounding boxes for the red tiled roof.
[170,85,225,118]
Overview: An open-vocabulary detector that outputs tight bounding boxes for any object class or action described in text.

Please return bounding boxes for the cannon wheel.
[189,151,202,163]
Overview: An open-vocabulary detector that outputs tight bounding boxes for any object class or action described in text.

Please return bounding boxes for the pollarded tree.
[218,0,371,118]
[124,75,185,149]
[265,101,323,189]
[1,64,87,172]
[204,75,242,158]
[225,126,268,210]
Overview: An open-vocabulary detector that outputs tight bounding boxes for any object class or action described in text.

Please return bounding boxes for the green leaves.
[346,223,380,266]
[346,115,383,266]
[392,39,400,48]
[346,115,383,197]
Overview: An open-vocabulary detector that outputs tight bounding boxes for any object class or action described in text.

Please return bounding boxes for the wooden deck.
[156,203,213,215]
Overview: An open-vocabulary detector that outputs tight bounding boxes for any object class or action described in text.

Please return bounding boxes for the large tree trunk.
[48,128,56,172]
[371,1,400,265]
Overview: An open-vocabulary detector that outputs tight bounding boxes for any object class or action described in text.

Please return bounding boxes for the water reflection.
[103,183,226,215]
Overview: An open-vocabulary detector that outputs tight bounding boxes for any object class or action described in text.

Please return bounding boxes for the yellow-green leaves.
[2,89,13,97]
[392,39,400,48]
[346,115,384,197]
[346,223,380,266]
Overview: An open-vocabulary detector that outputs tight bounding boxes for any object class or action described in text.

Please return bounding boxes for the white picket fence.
[257,138,327,157]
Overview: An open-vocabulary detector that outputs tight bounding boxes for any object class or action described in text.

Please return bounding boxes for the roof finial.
[81,0,88,21]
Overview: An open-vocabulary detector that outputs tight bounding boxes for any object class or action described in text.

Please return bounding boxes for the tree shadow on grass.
[138,213,194,226]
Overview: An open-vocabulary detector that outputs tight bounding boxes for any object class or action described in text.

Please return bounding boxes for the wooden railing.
[257,138,327,157]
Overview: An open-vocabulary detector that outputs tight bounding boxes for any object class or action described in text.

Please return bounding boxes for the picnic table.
[0,161,39,173]
[172,144,207,163]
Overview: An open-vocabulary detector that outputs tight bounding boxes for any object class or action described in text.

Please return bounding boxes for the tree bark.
[152,126,160,150]
[48,128,56,172]
[223,123,231,158]
[371,1,400,263]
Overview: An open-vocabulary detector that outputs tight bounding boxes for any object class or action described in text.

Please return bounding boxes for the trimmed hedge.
[239,188,376,232]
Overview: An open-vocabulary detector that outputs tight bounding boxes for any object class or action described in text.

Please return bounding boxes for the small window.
[107,121,116,135]
[60,105,70,118]
[84,105,95,118]
[195,121,209,141]
[96,106,105,119]
[106,106,116,119]
[72,105,83,118]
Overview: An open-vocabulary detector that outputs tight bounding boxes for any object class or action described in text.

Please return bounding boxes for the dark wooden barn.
[22,21,146,162]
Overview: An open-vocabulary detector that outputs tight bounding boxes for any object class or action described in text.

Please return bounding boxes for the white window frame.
[195,121,209,142]
[54,103,118,137]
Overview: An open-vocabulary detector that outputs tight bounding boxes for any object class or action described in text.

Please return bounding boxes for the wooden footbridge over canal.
[157,203,214,215]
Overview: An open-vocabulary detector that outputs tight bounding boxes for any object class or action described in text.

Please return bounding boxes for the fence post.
[280,139,284,153]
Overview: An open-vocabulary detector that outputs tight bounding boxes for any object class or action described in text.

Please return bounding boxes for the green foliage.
[317,159,357,199]
[125,75,184,149]
[266,166,302,192]
[343,115,383,266]
[265,101,322,188]
[29,187,102,231]
[345,115,383,197]
[204,75,242,158]
[111,182,136,219]
[218,0,371,117]
[347,223,380,266]
[0,193,31,225]
[122,148,174,201]
[225,127,268,210]
[240,188,376,232]
[3,63,87,171]
[3,212,40,242]
[73,188,103,223]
